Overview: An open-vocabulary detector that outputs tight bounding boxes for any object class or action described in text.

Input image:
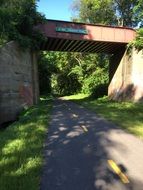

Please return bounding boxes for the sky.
[37,0,74,21]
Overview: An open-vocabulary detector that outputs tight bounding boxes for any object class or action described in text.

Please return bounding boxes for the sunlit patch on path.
[72,113,78,118]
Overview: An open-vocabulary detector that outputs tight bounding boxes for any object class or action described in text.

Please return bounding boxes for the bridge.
[37,19,135,53]
[1,20,143,125]
[37,20,143,102]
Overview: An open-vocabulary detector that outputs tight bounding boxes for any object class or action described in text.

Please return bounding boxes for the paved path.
[40,99,143,190]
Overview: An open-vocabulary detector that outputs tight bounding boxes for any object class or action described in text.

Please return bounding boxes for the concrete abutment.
[108,48,143,101]
[0,41,39,125]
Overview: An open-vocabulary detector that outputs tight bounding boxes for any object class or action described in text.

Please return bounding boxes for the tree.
[38,52,58,95]
[39,51,109,97]
[114,0,143,27]
[0,0,46,49]
[71,0,143,27]
[68,53,109,95]
[51,52,82,96]
[38,52,82,96]
[129,28,143,50]
[71,0,116,25]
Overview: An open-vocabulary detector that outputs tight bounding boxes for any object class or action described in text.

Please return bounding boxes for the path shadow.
[41,99,143,190]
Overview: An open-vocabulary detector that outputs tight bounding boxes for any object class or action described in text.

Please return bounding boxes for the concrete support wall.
[0,41,39,125]
[108,48,143,101]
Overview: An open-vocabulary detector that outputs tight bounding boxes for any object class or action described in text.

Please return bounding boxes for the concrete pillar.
[108,48,143,101]
[131,49,143,101]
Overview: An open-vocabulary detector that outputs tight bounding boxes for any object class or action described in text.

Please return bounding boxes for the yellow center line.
[108,160,130,184]
[80,125,88,132]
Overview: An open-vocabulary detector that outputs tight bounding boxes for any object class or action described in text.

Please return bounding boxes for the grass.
[0,96,53,190]
[64,94,143,138]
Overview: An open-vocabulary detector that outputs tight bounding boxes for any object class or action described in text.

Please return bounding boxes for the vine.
[128,28,143,51]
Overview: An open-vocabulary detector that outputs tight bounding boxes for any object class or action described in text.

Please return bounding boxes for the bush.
[90,83,108,99]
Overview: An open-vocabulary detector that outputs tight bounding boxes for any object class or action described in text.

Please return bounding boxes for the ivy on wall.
[128,29,143,51]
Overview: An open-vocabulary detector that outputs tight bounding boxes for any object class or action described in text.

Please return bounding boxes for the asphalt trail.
[40,98,143,190]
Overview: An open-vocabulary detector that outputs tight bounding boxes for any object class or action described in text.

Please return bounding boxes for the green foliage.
[38,52,82,96]
[0,0,46,49]
[51,52,82,96]
[39,52,109,97]
[71,0,143,27]
[72,0,114,24]
[54,72,81,96]
[38,52,58,95]
[0,96,53,190]
[73,53,109,97]
[90,83,108,99]
[113,0,143,27]
[129,28,143,51]
[132,0,143,27]
[71,0,116,24]
[82,73,108,94]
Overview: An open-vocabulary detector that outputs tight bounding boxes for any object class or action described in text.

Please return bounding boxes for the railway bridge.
[1,19,143,124]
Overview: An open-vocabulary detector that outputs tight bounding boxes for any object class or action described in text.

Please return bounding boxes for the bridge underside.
[41,38,126,54]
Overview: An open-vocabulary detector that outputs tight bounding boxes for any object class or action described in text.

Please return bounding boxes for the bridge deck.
[37,20,136,53]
